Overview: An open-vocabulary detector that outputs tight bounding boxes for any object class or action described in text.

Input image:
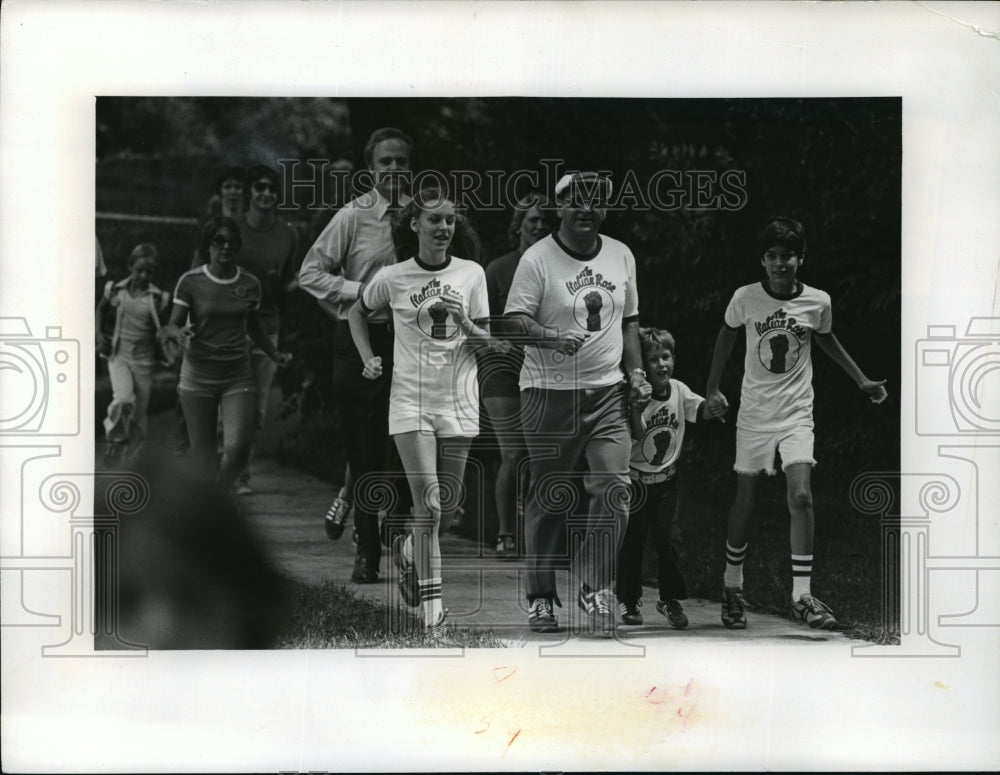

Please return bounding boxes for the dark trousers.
[616,476,688,605]
[332,321,394,568]
[522,383,631,600]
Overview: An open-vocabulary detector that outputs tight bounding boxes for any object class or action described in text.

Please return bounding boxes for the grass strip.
[277,578,510,649]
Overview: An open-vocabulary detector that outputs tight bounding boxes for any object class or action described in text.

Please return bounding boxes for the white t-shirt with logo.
[503,234,639,390]
[630,379,704,474]
[362,255,489,421]
[724,281,833,431]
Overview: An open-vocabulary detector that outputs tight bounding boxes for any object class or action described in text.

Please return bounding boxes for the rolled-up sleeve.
[298,207,360,303]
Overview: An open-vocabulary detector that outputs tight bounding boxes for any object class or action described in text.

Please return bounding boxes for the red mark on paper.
[502,729,521,757]
[647,686,668,705]
[493,666,516,682]
[474,716,490,734]
[679,701,697,731]
[684,679,694,696]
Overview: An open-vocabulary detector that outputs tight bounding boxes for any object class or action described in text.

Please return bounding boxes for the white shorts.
[734,426,815,476]
[389,409,478,438]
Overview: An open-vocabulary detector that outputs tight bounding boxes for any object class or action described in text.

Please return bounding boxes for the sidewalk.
[125,406,856,649]
[239,450,856,650]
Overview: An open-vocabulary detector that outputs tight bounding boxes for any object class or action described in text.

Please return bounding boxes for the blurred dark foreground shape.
[96,451,291,650]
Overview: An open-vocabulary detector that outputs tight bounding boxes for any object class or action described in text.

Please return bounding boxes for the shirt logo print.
[754,309,806,374]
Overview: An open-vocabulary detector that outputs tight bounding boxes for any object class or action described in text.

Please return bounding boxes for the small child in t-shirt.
[95,243,170,466]
[616,327,722,628]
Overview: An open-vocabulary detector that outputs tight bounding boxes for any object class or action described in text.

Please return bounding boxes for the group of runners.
[98,126,888,638]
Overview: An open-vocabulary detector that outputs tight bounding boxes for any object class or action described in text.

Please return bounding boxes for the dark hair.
[508,191,558,248]
[364,127,414,168]
[638,326,676,358]
[244,165,280,204]
[127,242,158,269]
[391,186,481,264]
[757,216,807,256]
[213,166,246,195]
[197,216,241,263]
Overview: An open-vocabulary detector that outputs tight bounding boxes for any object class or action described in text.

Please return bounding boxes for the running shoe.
[323,493,352,540]
[721,586,748,629]
[790,593,838,630]
[592,588,618,635]
[656,599,689,629]
[528,597,559,633]
[619,600,643,626]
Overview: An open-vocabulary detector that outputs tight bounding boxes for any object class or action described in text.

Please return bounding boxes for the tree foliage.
[96,97,900,478]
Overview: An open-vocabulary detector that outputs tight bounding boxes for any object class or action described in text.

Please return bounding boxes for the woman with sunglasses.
[164,216,292,491]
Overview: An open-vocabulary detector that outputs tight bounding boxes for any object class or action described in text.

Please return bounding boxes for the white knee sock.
[724,542,747,588]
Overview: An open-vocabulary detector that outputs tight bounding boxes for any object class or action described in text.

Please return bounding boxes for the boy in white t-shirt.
[706,217,888,631]
[617,327,723,628]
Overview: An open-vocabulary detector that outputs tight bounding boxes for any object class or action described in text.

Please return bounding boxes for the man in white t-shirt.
[504,171,651,635]
[706,216,888,632]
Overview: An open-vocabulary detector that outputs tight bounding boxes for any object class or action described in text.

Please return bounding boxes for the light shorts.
[389,409,478,438]
[179,353,256,399]
[734,425,816,476]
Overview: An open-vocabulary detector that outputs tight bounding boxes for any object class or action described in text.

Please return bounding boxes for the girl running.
[348,187,503,633]
[96,242,170,466]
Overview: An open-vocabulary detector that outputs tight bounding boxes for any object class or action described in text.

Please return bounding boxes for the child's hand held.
[362,355,383,380]
[706,390,729,422]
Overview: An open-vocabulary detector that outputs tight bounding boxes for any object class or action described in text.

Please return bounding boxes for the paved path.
[237,446,855,650]
[126,404,857,649]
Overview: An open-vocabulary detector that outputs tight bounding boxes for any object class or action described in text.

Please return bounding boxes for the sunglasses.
[252,181,278,193]
[210,234,241,248]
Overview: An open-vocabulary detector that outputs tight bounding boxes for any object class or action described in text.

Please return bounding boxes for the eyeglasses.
[252,181,278,193]
[210,234,240,248]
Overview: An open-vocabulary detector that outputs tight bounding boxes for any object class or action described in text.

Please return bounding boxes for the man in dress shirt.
[298,128,412,583]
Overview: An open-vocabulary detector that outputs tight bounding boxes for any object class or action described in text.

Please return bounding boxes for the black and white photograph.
[90,95,900,652]
[2,2,998,772]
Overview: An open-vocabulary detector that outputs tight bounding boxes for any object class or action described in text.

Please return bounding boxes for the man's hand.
[859,378,888,405]
[544,330,590,356]
[629,370,652,407]
[632,390,652,412]
[274,351,294,370]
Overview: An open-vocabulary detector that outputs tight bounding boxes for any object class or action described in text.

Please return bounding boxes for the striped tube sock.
[791,554,812,601]
[724,542,747,588]
[419,577,443,626]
